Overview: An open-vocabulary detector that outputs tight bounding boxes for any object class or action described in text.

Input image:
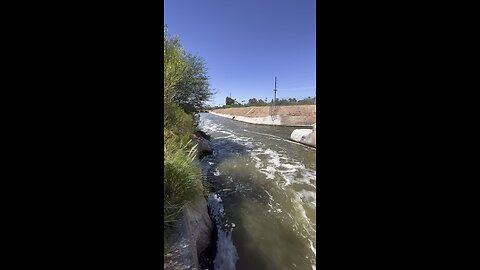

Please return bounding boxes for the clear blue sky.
[164,0,316,106]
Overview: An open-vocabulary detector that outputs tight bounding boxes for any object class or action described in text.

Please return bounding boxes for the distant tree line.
[208,96,316,109]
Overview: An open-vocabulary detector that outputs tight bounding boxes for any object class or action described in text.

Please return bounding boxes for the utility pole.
[270,76,278,121]
[273,76,277,106]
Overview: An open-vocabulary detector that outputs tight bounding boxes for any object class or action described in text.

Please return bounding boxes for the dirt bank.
[212,105,316,117]
[210,105,316,127]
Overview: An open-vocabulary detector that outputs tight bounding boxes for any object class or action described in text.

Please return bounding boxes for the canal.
[198,113,316,270]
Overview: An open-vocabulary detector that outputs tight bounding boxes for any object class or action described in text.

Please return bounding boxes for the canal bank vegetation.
[164,26,213,250]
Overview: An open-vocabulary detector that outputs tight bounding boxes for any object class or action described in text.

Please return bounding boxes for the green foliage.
[173,54,214,114]
[219,96,316,108]
[164,133,203,248]
[164,101,195,140]
[164,26,213,115]
[296,96,316,105]
[225,96,235,105]
[164,25,214,254]
[164,26,188,101]
[164,135,202,208]
[163,101,200,227]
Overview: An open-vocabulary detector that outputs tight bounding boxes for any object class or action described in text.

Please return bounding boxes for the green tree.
[164,26,187,102]
[173,53,214,114]
[226,96,235,105]
[297,96,315,105]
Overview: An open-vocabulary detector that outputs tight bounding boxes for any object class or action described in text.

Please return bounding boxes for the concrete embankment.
[290,123,316,148]
[210,105,316,127]
[164,197,212,270]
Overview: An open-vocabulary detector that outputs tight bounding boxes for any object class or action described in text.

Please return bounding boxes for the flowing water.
[198,113,316,270]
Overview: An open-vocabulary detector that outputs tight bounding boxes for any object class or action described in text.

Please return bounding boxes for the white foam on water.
[199,119,224,134]
[289,192,316,241]
[238,136,253,141]
[213,229,239,270]
[242,129,316,150]
[277,163,299,173]
[280,169,316,189]
[298,189,316,209]
[217,134,236,139]
[208,194,225,218]
[309,239,317,270]
[259,167,275,179]
[301,170,316,181]
[242,141,254,148]
[264,148,281,167]
[264,190,274,201]
[248,145,316,191]
[208,193,239,270]
[308,239,316,256]
[280,175,292,187]
[250,148,285,180]
[265,166,275,173]
[250,155,261,162]
[213,168,221,176]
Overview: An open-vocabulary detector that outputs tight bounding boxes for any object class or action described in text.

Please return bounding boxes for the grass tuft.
[163,102,205,253]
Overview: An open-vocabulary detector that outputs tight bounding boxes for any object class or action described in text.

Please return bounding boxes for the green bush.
[163,101,207,250]
[163,25,212,254]
[163,101,202,216]
[163,130,203,249]
[164,102,194,134]
[164,137,202,208]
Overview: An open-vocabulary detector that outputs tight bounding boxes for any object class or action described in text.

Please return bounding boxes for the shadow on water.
[199,138,252,270]
[200,138,251,190]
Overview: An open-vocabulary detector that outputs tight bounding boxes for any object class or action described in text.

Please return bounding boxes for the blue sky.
[164,0,316,106]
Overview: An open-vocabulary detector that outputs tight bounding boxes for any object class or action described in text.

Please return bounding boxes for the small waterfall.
[208,193,239,270]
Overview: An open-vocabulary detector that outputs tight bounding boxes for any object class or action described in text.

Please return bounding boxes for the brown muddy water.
[198,113,316,270]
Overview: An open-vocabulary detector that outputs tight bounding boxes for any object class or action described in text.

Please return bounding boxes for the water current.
[198,113,316,270]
